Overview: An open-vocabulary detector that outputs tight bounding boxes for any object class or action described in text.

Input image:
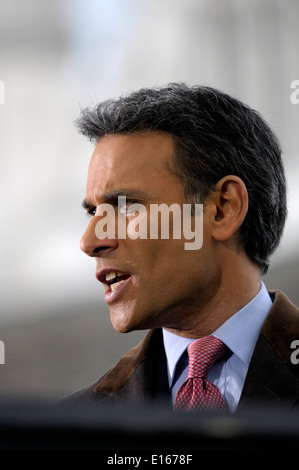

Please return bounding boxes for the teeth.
[106,271,117,281]
[111,280,125,292]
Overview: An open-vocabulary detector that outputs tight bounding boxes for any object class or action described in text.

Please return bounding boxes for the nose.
[80,217,118,257]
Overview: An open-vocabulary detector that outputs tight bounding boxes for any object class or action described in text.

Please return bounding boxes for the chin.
[109,299,149,333]
[112,323,134,334]
[110,310,137,333]
[111,314,153,334]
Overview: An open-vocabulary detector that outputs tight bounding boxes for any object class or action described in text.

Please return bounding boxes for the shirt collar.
[162,281,273,384]
[212,281,273,365]
[162,331,193,382]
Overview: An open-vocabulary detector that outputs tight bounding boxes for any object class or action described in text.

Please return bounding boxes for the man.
[62,83,299,412]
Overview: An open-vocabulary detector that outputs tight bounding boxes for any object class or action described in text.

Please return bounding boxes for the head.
[78,83,287,274]
[78,83,287,334]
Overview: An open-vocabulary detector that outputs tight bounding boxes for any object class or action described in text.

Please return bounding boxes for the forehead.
[87,132,177,199]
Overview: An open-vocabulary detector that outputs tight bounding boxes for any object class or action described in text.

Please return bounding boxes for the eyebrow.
[82,189,151,210]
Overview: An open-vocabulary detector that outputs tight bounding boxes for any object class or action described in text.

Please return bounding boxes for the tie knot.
[187,336,227,379]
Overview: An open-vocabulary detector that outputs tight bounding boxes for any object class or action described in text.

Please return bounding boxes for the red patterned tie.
[174,336,227,412]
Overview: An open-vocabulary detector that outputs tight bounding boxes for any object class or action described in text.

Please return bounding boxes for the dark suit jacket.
[61,291,299,411]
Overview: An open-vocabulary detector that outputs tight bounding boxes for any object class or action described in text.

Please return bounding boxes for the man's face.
[81,132,219,334]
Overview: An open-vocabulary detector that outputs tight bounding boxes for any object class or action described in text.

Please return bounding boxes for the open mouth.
[105,271,131,292]
[96,269,132,303]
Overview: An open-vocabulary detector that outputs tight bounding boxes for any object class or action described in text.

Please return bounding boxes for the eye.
[86,207,96,217]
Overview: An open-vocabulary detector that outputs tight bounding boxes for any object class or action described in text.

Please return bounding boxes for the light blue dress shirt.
[162,281,273,412]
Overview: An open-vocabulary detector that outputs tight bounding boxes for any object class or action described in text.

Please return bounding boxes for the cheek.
[154,240,215,290]
[126,222,214,289]
[135,238,196,286]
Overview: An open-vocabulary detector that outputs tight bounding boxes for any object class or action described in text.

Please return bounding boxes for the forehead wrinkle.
[83,188,153,208]
[102,188,152,202]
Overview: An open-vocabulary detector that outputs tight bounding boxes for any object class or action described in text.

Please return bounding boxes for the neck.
[165,251,261,338]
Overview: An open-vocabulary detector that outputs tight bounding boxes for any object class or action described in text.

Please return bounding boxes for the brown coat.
[61,291,299,411]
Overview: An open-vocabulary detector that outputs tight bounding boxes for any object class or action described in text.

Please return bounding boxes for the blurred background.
[0,0,298,402]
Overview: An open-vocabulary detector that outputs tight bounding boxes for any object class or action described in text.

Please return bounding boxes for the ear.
[210,175,248,242]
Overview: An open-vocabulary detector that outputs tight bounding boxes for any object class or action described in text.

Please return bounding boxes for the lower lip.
[104,277,131,304]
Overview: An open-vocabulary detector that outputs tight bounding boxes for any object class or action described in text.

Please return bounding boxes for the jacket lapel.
[94,329,171,406]
[238,291,299,411]
[238,335,299,411]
